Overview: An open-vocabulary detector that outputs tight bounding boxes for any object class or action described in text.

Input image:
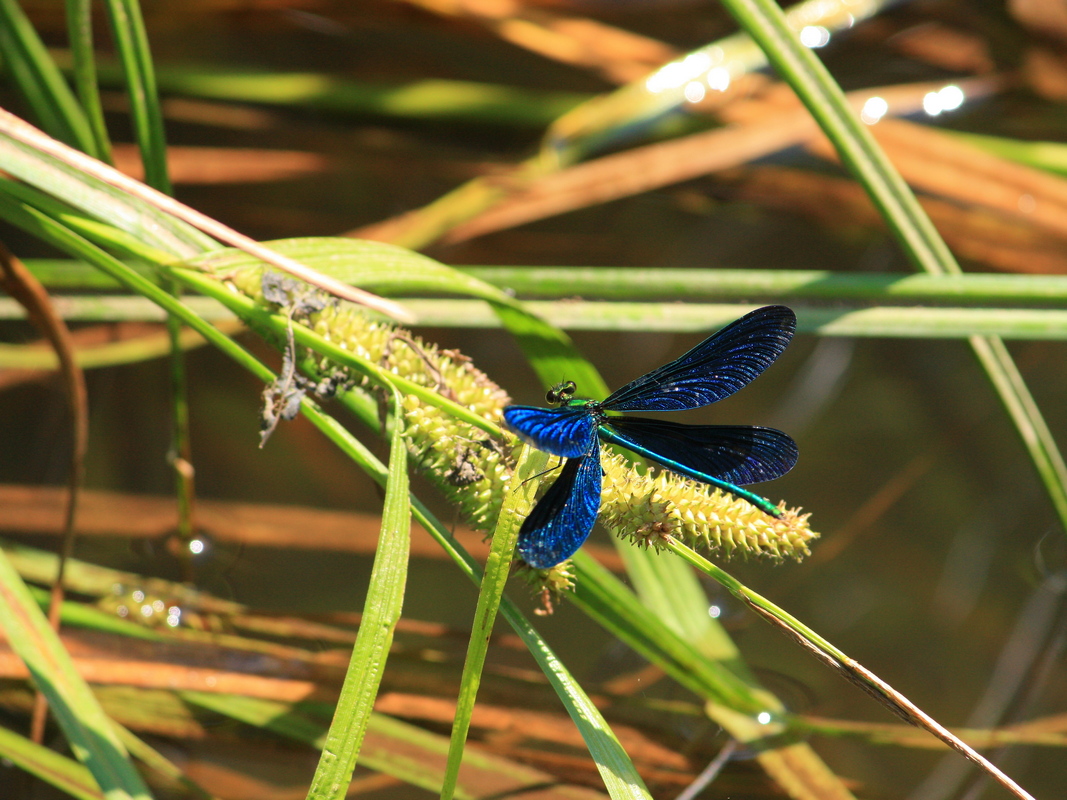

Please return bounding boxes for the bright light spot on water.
[757,711,773,725]
[939,84,965,111]
[708,604,722,619]
[684,81,706,104]
[800,26,831,48]
[189,538,205,555]
[1019,193,1036,213]
[140,604,154,618]
[923,86,964,117]
[860,96,888,125]
[923,91,943,116]
[131,590,145,603]
[707,67,731,92]
[167,607,182,627]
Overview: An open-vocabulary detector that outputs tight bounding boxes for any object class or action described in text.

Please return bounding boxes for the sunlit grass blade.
[457,266,1067,304]
[92,64,590,127]
[439,444,548,800]
[306,390,411,800]
[100,0,170,193]
[0,547,152,800]
[24,259,1067,306]
[0,723,103,800]
[947,129,1067,177]
[0,117,212,257]
[0,0,97,155]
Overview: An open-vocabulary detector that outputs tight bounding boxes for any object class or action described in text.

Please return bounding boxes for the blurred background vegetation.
[2,0,1067,798]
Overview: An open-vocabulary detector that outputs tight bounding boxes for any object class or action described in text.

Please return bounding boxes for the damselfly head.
[546,380,577,405]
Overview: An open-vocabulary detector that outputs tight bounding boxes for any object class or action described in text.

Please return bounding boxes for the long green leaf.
[0,548,151,800]
[0,0,97,154]
[0,723,104,800]
[306,390,411,800]
[65,0,113,163]
[440,444,548,800]
[100,0,170,193]
[457,266,1067,304]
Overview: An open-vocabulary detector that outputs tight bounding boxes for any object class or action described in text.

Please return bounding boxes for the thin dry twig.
[743,600,1037,800]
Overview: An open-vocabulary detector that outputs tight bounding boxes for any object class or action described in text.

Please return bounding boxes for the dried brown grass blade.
[0,107,414,322]
[395,0,677,83]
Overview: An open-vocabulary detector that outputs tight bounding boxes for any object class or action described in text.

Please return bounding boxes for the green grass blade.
[0,723,104,800]
[494,599,653,800]
[0,0,97,155]
[0,548,152,800]
[65,0,113,163]
[306,390,411,800]
[96,64,590,127]
[946,129,1067,177]
[26,259,1067,305]
[100,0,170,193]
[458,266,1067,304]
[719,0,955,277]
[439,444,548,800]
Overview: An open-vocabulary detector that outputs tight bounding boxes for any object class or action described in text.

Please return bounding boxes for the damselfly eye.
[546,380,577,405]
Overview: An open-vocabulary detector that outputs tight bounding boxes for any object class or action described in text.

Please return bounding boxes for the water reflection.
[800,25,832,48]
[923,84,966,116]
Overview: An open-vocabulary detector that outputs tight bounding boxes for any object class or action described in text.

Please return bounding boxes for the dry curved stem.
[0,240,87,743]
[669,539,1037,800]
[393,0,679,84]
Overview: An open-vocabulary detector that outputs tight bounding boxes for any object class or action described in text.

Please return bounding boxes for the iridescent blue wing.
[598,419,796,517]
[601,306,796,412]
[503,404,597,459]
[517,443,603,569]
